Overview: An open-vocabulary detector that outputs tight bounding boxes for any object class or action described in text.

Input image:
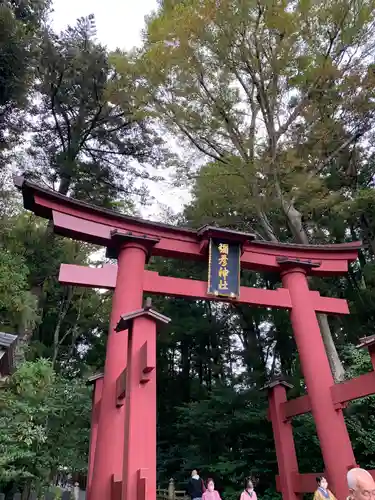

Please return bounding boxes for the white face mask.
[192,474,199,480]
[320,482,328,490]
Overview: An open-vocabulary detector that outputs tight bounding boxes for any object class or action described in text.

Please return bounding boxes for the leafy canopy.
[0,359,91,488]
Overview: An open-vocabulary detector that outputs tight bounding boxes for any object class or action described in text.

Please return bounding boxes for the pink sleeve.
[239,493,245,500]
[216,492,222,500]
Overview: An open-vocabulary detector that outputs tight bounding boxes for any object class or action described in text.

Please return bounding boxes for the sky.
[50,0,191,221]
[51,0,158,51]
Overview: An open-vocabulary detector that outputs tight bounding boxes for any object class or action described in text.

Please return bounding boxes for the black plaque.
[207,239,241,297]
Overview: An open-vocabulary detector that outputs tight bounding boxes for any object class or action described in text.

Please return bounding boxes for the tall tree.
[114,0,375,380]
[0,0,50,167]
[23,14,166,209]
[0,0,49,112]
[6,15,173,363]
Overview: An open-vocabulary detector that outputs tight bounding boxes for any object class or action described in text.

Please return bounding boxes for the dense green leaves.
[0,360,90,488]
[22,14,168,209]
[0,0,49,110]
[0,247,37,332]
[111,0,375,381]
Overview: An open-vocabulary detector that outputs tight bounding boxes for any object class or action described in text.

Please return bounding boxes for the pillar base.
[112,475,122,500]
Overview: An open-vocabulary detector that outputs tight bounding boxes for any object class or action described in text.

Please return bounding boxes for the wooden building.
[0,332,17,381]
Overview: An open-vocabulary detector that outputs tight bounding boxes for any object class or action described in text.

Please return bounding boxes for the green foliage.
[0,359,90,489]
[0,208,42,332]
[20,14,168,209]
[0,247,38,331]
[0,0,50,110]
[0,0,50,179]
[171,387,275,488]
[113,0,375,382]
[117,0,375,241]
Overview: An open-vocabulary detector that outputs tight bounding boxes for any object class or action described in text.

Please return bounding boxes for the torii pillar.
[115,302,170,500]
[263,378,301,500]
[279,259,356,500]
[89,231,160,500]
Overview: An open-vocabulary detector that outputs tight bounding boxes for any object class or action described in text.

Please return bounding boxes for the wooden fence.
[157,478,188,500]
[0,493,73,500]
[0,479,183,500]
[0,483,84,500]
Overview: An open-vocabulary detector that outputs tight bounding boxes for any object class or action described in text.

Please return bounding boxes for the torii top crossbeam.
[15,176,360,277]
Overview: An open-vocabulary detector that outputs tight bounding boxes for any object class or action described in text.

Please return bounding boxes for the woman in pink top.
[202,478,222,500]
[240,479,257,500]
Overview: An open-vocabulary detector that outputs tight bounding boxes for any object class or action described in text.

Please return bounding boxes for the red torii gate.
[15,176,362,500]
[265,333,375,497]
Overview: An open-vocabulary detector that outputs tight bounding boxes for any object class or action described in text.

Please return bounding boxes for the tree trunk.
[14,285,42,366]
[317,313,345,382]
[180,335,191,402]
[360,214,375,256]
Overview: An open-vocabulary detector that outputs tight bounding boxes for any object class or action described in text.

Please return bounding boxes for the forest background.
[2,1,375,499]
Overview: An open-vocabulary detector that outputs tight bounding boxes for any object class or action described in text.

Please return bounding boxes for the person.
[347,468,375,500]
[313,476,337,500]
[240,478,257,500]
[186,469,206,500]
[202,478,221,500]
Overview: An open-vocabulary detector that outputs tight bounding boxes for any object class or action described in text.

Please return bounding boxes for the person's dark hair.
[316,476,325,486]
[207,478,214,485]
[245,478,253,489]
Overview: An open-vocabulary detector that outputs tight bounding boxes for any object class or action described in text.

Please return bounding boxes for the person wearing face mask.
[313,476,337,500]
[202,478,222,500]
[240,478,257,500]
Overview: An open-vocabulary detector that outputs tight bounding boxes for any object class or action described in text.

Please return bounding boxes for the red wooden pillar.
[115,305,170,500]
[87,373,104,496]
[90,231,159,500]
[280,263,356,500]
[263,379,300,500]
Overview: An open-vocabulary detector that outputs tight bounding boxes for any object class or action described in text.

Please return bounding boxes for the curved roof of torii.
[14,176,361,276]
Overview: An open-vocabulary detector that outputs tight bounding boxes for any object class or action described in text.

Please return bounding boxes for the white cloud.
[50,0,158,51]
